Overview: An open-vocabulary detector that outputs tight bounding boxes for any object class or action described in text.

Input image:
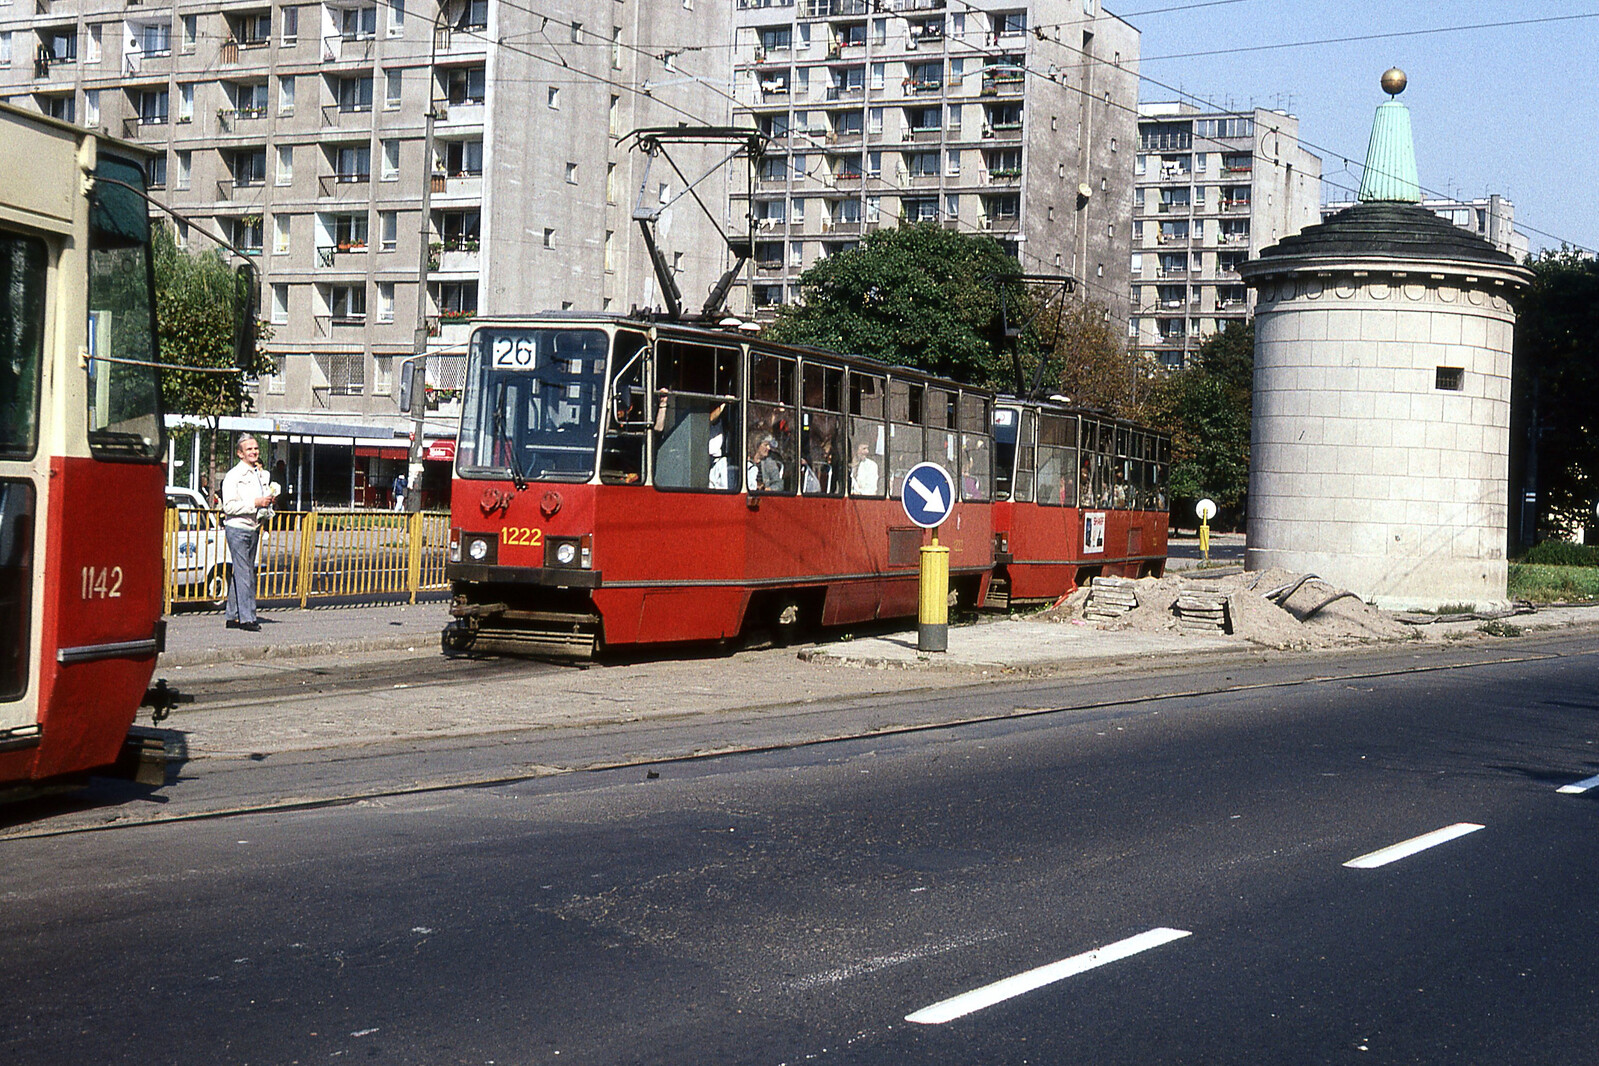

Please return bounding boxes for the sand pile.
[1035,567,1410,648]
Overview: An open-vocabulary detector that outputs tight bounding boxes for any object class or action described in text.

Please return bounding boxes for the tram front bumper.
[446,563,603,588]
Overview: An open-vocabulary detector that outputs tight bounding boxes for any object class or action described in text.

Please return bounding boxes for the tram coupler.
[112,729,169,787]
[918,539,950,653]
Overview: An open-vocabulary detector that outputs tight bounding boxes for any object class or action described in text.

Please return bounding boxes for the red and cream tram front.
[444,317,999,656]
[2,105,167,793]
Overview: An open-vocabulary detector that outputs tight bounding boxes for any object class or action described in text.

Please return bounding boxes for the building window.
[385,70,402,109]
[279,74,295,115]
[330,284,367,323]
[175,151,191,190]
[1435,367,1464,391]
[270,283,289,325]
[183,15,199,51]
[281,8,298,44]
[377,282,395,322]
[336,75,374,113]
[388,0,405,36]
[276,145,293,185]
[145,154,167,189]
[339,5,378,41]
[437,280,477,317]
[232,149,267,187]
[273,213,290,253]
[336,145,371,182]
[381,140,400,180]
[543,228,555,248]
[566,162,578,184]
[447,66,485,105]
[441,140,482,177]
[548,86,560,109]
[380,211,398,251]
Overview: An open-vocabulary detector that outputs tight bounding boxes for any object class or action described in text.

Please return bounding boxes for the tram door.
[0,231,47,733]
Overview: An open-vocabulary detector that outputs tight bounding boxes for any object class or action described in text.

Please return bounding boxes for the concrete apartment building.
[1,0,734,505]
[729,0,1140,322]
[1131,103,1320,369]
[1321,193,1528,263]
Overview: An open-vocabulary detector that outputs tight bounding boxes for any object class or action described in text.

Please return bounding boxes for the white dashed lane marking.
[1557,773,1599,795]
[904,927,1192,1026]
[1343,823,1485,869]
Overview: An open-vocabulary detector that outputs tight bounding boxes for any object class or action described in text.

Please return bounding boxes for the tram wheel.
[441,622,474,657]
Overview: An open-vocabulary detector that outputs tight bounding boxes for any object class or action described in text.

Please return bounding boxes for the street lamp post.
[406,0,466,512]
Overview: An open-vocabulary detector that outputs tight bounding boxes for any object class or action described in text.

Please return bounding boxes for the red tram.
[1,106,168,794]
[1,105,251,797]
[443,316,1169,657]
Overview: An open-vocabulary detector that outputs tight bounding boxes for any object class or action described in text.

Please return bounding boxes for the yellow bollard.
[1199,519,1210,563]
[918,533,950,653]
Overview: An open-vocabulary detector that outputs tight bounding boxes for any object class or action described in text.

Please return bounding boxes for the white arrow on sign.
[908,475,948,517]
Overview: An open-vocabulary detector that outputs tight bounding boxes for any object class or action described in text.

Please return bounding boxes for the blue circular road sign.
[901,461,956,529]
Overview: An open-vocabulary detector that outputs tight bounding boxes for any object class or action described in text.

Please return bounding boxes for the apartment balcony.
[825,130,863,146]
[908,126,942,143]
[753,217,791,235]
[1154,267,1188,279]
[982,122,1022,141]
[1216,231,1250,245]
[755,260,787,276]
[821,218,863,235]
[436,174,484,200]
[433,27,490,57]
[321,34,375,65]
[1156,201,1190,214]
[903,78,942,94]
[907,173,940,187]
[1219,200,1251,213]
[825,85,864,102]
[122,49,172,78]
[979,75,1024,96]
[437,99,486,127]
[832,171,864,185]
[1222,164,1253,176]
[1156,233,1190,245]
[803,0,870,17]
[978,216,1019,234]
[317,173,372,199]
[121,115,168,139]
[986,168,1020,184]
[215,178,266,202]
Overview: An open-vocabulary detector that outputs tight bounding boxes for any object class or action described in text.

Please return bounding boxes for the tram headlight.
[545,535,592,569]
[468,538,489,561]
[554,542,577,566]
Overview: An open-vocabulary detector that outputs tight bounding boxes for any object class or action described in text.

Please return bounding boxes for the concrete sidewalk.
[162,599,452,667]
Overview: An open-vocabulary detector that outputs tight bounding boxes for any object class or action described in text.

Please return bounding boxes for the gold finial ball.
[1381,67,1407,96]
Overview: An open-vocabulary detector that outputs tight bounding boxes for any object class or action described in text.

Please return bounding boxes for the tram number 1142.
[80,566,125,599]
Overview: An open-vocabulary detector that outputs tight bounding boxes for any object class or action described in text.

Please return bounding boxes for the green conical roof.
[1358,98,1420,203]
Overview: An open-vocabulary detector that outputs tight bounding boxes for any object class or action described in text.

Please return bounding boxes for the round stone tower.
[1237,72,1532,610]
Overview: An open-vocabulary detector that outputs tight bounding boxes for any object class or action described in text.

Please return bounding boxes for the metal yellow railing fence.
[164,509,451,610]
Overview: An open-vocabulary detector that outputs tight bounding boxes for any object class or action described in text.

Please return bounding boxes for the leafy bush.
[1522,541,1599,568]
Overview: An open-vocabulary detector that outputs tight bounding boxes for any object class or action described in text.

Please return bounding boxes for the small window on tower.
[1435,367,1464,391]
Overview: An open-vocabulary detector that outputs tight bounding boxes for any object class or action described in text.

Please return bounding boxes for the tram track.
[5,632,1594,842]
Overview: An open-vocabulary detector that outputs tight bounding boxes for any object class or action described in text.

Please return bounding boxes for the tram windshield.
[86,153,162,460]
[457,326,609,483]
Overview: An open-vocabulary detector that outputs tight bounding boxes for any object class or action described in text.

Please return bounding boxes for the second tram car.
[444,315,1170,656]
[988,401,1170,608]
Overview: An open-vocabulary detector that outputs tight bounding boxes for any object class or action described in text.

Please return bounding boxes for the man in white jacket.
[220,435,277,631]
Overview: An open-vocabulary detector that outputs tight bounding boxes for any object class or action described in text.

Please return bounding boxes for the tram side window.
[847,372,885,496]
[601,330,649,484]
[653,339,740,492]
[1012,410,1037,503]
[958,392,990,501]
[0,234,47,461]
[1113,426,1133,508]
[86,155,162,460]
[0,481,34,701]
[886,379,923,497]
[1036,414,1076,506]
[800,361,845,495]
[924,386,957,487]
[1093,420,1115,508]
[747,350,796,493]
[1152,435,1171,511]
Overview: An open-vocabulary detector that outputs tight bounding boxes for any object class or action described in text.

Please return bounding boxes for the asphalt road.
[3,636,1598,1064]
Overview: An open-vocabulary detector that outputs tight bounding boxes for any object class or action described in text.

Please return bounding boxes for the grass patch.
[1477,619,1523,638]
[1508,563,1599,604]
[1521,541,1599,568]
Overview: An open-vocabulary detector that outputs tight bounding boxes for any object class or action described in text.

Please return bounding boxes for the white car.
[165,487,229,604]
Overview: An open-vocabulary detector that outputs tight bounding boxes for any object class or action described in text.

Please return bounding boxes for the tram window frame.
[885,377,923,498]
[651,338,741,493]
[85,154,163,461]
[1012,409,1037,503]
[600,328,649,484]
[0,233,47,461]
[747,348,798,494]
[923,385,957,481]
[955,391,990,502]
[1093,419,1115,508]
[847,371,885,497]
[1036,412,1076,507]
[0,480,35,702]
[799,360,846,496]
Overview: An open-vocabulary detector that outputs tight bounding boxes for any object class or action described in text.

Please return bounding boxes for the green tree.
[1142,320,1254,528]
[153,224,275,486]
[1044,298,1148,417]
[1512,249,1599,545]
[764,223,1024,387]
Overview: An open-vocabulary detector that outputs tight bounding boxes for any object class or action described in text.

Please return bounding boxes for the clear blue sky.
[1112,0,1599,256]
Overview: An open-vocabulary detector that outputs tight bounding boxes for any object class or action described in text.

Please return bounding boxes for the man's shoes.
[225,620,240,629]
[239,621,261,632]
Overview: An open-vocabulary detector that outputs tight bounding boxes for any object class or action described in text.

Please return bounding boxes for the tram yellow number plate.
[502,527,543,547]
